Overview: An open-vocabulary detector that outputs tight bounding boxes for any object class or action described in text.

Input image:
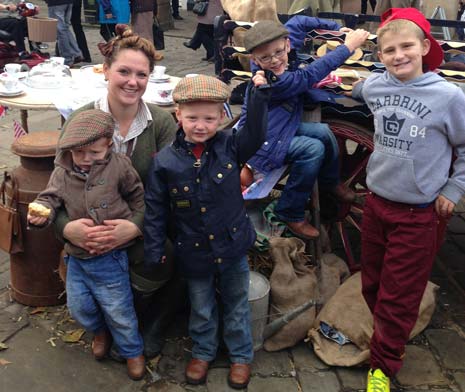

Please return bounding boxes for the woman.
[183,0,223,62]
[55,25,181,358]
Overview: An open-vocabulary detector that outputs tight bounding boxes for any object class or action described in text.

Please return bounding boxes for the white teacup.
[154,87,173,102]
[50,56,65,66]
[186,73,199,78]
[153,65,166,79]
[4,63,21,74]
[0,73,18,91]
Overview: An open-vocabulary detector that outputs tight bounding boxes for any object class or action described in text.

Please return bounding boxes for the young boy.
[238,20,369,239]
[143,74,270,389]
[351,8,465,392]
[27,109,146,381]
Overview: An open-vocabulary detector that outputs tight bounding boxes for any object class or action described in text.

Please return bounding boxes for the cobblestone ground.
[1,4,465,392]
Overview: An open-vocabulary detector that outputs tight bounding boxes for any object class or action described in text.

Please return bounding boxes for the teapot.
[25,60,72,89]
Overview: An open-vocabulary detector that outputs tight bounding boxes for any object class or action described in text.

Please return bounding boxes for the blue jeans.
[65,250,143,359]
[48,4,81,65]
[275,122,340,222]
[187,256,253,364]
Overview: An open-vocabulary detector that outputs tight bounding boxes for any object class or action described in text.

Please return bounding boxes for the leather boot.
[127,354,145,380]
[185,358,209,385]
[332,183,356,203]
[286,220,319,239]
[91,329,112,360]
[228,363,251,389]
[137,275,188,358]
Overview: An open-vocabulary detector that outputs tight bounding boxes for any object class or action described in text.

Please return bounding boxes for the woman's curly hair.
[98,24,157,72]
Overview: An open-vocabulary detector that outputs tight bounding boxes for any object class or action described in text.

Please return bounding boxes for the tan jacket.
[34,150,145,258]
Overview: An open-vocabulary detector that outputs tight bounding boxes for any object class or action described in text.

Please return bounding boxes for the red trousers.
[361,193,444,377]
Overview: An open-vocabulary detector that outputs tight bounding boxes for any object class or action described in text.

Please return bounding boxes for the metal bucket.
[248,271,270,351]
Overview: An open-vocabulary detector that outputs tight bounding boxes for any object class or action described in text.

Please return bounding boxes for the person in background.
[0,3,28,56]
[46,0,83,66]
[171,0,182,20]
[131,0,153,43]
[373,0,421,17]
[71,0,91,62]
[458,0,465,41]
[183,0,223,62]
[97,0,130,42]
[361,0,377,14]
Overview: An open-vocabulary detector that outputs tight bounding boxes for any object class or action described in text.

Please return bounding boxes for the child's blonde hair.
[377,19,425,50]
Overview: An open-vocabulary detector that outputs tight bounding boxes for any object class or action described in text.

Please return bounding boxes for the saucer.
[152,99,174,106]
[150,74,171,83]
[0,87,24,97]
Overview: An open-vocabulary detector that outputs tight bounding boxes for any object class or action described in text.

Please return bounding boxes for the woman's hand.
[86,219,141,255]
[63,218,100,252]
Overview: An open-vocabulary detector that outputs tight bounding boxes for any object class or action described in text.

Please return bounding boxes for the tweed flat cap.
[173,75,230,103]
[59,109,115,150]
[244,20,289,53]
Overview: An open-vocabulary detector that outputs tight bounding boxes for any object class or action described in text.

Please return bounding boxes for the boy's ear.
[175,107,182,123]
[422,38,431,56]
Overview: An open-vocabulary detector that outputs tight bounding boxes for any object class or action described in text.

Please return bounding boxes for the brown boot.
[332,184,356,203]
[127,354,145,380]
[91,330,112,360]
[185,358,209,385]
[286,220,319,239]
[228,363,251,389]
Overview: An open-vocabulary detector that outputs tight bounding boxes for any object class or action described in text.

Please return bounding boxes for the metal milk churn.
[6,130,65,306]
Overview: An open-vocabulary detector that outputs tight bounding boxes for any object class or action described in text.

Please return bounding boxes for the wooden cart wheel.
[325,120,374,272]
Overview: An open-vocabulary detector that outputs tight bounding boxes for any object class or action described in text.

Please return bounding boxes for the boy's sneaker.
[367,368,390,392]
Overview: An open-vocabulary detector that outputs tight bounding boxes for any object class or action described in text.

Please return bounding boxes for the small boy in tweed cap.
[143,74,271,389]
[27,109,147,380]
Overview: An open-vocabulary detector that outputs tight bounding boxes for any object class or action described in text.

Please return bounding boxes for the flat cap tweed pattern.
[59,109,115,150]
[173,75,231,103]
[244,20,289,52]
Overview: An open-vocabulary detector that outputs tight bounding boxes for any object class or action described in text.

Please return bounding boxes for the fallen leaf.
[30,307,47,315]
[46,337,57,347]
[0,358,12,366]
[0,343,8,351]
[0,165,6,169]
[61,329,85,343]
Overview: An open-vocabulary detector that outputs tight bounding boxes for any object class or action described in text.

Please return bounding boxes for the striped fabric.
[173,75,230,103]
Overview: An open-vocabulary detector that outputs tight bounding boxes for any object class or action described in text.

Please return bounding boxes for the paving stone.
[252,349,292,376]
[0,270,9,291]
[147,379,186,392]
[248,375,300,392]
[453,372,465,392]
[291,342,329,371]
[336,366,367,390]
[396,345,448,387]
[298,370,341,392]
[205,368,236,392]
[426,329,465,370]
[159,354,188,383]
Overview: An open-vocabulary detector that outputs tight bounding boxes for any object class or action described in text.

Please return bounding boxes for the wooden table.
[0,68,180,132]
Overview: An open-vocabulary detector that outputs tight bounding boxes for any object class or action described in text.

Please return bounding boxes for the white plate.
[152,99,174,106]
[0,88,25,97]
[150,74,171,83]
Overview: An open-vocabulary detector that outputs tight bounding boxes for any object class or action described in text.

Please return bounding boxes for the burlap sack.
[307,272,438,366]
[221,0,279,22]
[232,53,251,72]
[232,26,248,47]
[263,237,318,351]
[317,253,350,305]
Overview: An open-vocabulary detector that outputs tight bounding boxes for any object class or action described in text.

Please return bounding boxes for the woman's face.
[103,49,151,108]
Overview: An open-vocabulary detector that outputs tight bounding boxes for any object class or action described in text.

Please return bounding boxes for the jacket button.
[227,163,232,169]
[195,242,199,247]
[183,186,190,192]
[89,207,94,213]
[264,141,268,145]
[196,178,200,183]
[172,188,178,194]
[100,202,108,209]
[232,227,237,232]
[209,234,214,240]
[215,258,223,264]
[201,207,207,213]
[217,173,223,179]
[98,179,105,185]
[86,185,92,191]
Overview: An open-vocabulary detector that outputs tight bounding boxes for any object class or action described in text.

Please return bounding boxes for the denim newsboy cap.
[244,20,289,52]
[173,74,230,103]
